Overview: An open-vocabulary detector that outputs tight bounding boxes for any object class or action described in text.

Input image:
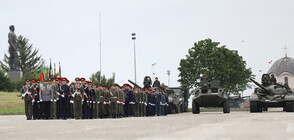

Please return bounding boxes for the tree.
[89,71,116,87]
[0,68,13,92]
[1,35,42,74]
[178,38,253,94]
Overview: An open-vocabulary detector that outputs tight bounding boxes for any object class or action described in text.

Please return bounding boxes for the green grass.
[0,92,24,115]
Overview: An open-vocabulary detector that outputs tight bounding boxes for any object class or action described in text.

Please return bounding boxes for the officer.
[80,78,89,119]
[154,88,161,116]
[59,78,70,119]
[163,89,169,116]
[55,78,61,119]
[152,77,161,87]
[88,82,96,119]
[134,86,140,117]
[127,84,135,117]
[159,89,166,116]
[71,77,84,119]
[40,78,54,120]
[21,79,34,120]
[31,79,40,120]
[93,84,99,119]
[122,84,130,117]
[109,84,118,118]
[270,74,277,85]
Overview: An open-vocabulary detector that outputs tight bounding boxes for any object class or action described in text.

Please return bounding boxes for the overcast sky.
[1,0,294,96]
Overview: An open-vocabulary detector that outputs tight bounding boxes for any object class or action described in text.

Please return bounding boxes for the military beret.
[123,84,132,89]
[80,78,86,81]
[75,77,80,81]
[31,79,37,82]
[61,77,67,81]
[37,80,40,83]
[26,79,31,82]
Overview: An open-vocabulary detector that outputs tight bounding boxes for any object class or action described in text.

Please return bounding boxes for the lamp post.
[132,33,137,84]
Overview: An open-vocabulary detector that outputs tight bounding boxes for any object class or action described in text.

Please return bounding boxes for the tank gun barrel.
[250,78,270,94]
[128,80,142,89]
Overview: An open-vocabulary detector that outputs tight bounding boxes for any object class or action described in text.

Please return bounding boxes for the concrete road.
[0,110,294,140]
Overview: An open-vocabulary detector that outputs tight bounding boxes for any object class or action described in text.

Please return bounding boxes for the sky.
[1,0,294,96]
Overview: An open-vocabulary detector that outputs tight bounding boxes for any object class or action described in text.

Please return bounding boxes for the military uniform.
[21,79,34,120]
[103,86,110,118]
[40,79,54,119]
[96,86,105,118]
[134,90,140,117]
[71,81,84,119]
[109,86,118,118]
[32,80,40,120]
[59,78,70,119]
[82,84,89,119]
[50,81,59,119]
[88,83,96,119]
[118,89,125,118]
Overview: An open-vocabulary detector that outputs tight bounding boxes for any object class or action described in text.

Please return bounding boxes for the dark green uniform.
[21,85,34,120]
[71,84,84,119]
[109,89,118,118]
[50,83,59,119]
[104,90,110,118]
[118,90,125,117]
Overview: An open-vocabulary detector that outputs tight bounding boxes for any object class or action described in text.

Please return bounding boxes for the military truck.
[249,74,294,113]
[192,79,230,114]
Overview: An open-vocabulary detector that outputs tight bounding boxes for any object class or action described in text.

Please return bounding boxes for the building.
[268,55,294,89]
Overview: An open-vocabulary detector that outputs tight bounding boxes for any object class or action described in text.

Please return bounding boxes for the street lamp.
[132,33,137,84]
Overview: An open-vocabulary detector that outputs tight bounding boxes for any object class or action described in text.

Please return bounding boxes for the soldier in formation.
[21,77,169,120]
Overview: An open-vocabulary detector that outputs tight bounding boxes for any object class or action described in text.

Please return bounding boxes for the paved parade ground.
[0,109,294,140]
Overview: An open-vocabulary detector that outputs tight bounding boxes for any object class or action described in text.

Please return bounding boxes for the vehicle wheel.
[192,101,200,114]
[263,107,268,111]
[285,101,294,112]
[223,100,230,113]
[250,101,259,113]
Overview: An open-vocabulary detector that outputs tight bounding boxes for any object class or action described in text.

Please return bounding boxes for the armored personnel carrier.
[249,74,294,113]
[192,79,230,114]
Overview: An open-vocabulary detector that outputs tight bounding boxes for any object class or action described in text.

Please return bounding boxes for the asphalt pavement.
[0,109,293,140]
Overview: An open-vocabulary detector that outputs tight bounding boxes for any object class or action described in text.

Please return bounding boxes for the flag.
[110,92,113,97]
[40,60,45,85]
[152,63,156,66]
[59,62,61,78]
[54,63,56,78]
[49,58,52,78]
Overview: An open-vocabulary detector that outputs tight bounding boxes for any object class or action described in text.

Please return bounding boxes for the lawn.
[0,92,24,115]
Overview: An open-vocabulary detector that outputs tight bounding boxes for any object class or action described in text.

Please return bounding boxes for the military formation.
[20,77,169,120]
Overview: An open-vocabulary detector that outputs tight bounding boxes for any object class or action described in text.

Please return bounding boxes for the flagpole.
[99,13,102,83]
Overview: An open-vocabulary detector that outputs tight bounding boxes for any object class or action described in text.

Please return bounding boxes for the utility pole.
[167,70,170,87]
[132,33,137,84]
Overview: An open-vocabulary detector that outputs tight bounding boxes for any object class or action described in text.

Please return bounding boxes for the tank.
[249,74,294,113]
[192,79,230,114]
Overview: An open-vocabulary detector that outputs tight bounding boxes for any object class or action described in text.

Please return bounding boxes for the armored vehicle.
[165,87,190,114]
[249,74,294,113]
[192,79,230,114]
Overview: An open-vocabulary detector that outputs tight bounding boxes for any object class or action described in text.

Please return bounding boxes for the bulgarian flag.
[110,92,113,97]
[40,62,45,85]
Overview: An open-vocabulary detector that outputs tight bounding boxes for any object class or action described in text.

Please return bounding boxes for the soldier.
[147,89,156,116]
[109,84,118,118]
[143,76,152,89]
[96,85,105,118]
[134,86,141,117]
[159,89,166,116]
[21,79,34,120]
[122,84,130,117]
[88,82,96,119]
[50,78,59,119]
[103,85,110,118]
[117,85,125,118]
[59,78,70,119]
[163,89,169,116]
[55,78,61,119]
[270,74,277,85]
[80,78,89,119]
[40,78,54,120]
[31,79,40,120]
[152,77,161,87]
[72,77,84,119]
[154,88,161,116]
